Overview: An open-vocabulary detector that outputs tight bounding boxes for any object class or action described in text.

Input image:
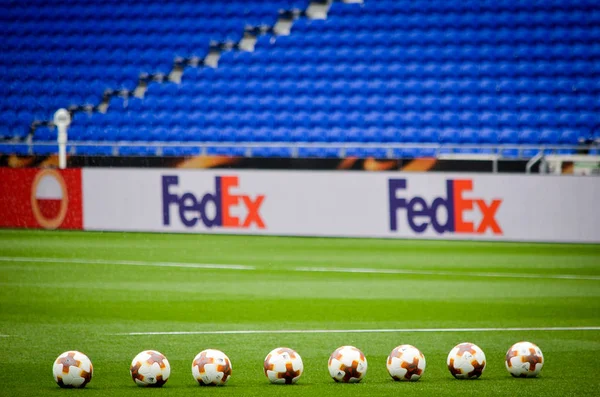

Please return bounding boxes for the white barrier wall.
[83,169,600,243]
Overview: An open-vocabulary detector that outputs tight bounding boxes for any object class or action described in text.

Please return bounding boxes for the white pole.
[53,109,71,170]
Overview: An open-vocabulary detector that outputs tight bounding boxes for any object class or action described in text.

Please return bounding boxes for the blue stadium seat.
[500,148,520,158]
[519,129,539,144]
[119,146,157,156]
[559,129,579,145]
[393,147,431,159]
[162,146,201,156]
[34,126,58,141]
[32,144,59,155]
[76,145,114,156]
[539,129,560,144]
[0,144,30,155]
[206,146,246,156]
[251,146,292,158]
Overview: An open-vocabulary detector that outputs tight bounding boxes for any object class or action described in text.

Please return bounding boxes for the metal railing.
[2,140,596,160]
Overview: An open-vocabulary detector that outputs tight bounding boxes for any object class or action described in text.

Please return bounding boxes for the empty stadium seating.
[1,0,599,158]
[1,0,306,137]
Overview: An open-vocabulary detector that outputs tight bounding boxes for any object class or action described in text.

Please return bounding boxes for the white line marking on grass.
[0,256,255,271]
[1,256,599,281]
[116,326,600,336]
[294,266,600,281]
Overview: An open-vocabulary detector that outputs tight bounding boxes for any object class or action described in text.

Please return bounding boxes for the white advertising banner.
[82,169,600,243]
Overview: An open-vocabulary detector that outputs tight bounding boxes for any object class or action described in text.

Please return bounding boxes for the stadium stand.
[1,0,599,158]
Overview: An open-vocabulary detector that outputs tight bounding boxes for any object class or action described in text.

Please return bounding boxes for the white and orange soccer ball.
[192,349,232,386]
[386,344,426,381]
[130,350,171,387]
[263,347,304,384]
[447,342,486,379]
[505,341,544,378]
[52,351,93,388]
[328,345,368,383]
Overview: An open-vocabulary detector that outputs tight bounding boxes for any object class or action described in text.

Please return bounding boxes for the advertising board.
[0,168,83,230]
[81,169,600,243]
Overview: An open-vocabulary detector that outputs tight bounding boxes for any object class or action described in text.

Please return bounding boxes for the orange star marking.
[506,348,519,367]
[332,347,345,361]
[277,348,297,359]
[277,362,301,384]
[193,351,214,374]
[456,343,476,357]
[58,352,80,374]
[80,366,92,387]
[130,362,143,382]
[217,359,231,383]
[521,348,543,372]
[400,357,423,380]
[151,374,166,387]
[340,360,362,383]
[389,347,402,365]
[264,354,274,376]
[147,352,167,368]
[448,358,462,377]
[468,360,485,378]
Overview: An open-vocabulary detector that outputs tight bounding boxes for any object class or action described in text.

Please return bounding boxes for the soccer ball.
[447,342,486,379]
[328,345,368,383]
[192,349,232,386]
[263,347,303,384]
[52,351,93,388]
[386,344,426,381]
[130,350,171,387]
[505,341,544,378]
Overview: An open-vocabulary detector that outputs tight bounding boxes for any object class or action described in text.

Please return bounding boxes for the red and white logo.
[30,169,69,229]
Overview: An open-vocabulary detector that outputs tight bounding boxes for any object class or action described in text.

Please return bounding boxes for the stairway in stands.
[0,0,327,153]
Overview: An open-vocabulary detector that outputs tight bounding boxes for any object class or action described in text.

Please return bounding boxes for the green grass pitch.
[0,229,599,396]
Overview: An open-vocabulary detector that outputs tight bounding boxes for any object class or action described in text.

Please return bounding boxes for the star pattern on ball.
[130,362,143,382]
[521,348,543,371]
[58,352,80,374]
[277,348,298,359]
[505,348,519,367]
[388,347,403,365]
[340,360,362,382]
[147,352,167,368]
[332,348,345,361]
[400,357,423,379]
[263,354,274,375]
[151,375,166,387]
[456,343,477,357]
[278,362,301,384]
[217,358,232,383]
[56,376,67,388]
[468,359,485,378]
[193,351,214,374]
[448,358,462,377]
[80,366,93,387]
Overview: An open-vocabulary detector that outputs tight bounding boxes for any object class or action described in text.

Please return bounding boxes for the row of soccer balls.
[52,341,544,388]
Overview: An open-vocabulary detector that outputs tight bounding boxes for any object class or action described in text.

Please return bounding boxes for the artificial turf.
[0,229,598,396]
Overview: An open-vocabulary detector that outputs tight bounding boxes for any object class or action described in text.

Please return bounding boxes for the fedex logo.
[388,179,502,235]
[162,175,265,229]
